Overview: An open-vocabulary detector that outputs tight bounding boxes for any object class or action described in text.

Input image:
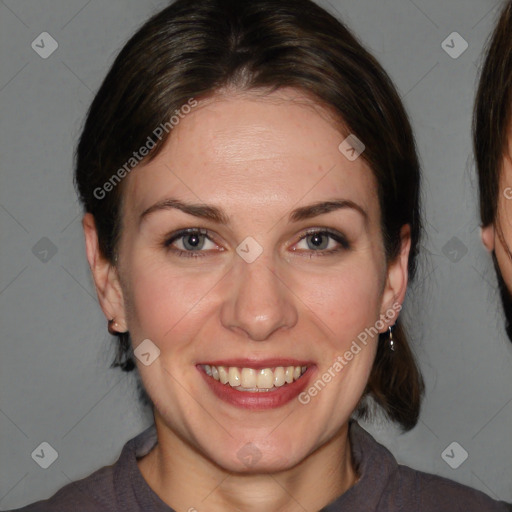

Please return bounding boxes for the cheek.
[122,256,225,344]
[295,263,384,339]
[496,207,512,289]
[502,198,512,230]
[496,241,512,292]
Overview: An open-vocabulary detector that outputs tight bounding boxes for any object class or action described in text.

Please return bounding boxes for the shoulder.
[348,421,511,512]
[394,464,511,512]
[7,425,158,512]
[6,464,116,512]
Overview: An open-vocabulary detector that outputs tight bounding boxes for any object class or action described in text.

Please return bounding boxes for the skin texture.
[83,88,410,512]
[481,141,512,292]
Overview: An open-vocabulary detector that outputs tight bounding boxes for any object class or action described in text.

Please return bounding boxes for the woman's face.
[88,88,408,472]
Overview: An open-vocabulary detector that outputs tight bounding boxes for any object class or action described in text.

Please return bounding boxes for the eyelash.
[162,228,350,259]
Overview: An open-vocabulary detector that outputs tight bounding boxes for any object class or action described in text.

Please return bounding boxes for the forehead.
[124,89,378,222]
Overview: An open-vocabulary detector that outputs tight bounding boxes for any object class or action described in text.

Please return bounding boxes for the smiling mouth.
[200,364,308,392]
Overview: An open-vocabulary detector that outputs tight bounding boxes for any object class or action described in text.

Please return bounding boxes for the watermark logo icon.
[237,442,262,467]
[31,32,58,59]
[31,442,58,469]
[134,339,160,366]
[32,237,58,263]
[236,237,263,264]
[441,236,468,263]
[441,441,468,469]
[338,134,365,161]
[441,32,468,59]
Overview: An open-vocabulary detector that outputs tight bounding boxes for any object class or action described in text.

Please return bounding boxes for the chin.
[216,450,295,474]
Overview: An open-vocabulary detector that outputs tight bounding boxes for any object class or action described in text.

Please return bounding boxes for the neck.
[137,411,358,512]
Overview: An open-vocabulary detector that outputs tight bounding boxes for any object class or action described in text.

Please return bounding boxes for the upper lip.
[197,358,314,369]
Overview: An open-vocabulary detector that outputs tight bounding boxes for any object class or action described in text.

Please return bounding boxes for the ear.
[82,213,127,331]
[379,224,411,332]
[480,224,495,252]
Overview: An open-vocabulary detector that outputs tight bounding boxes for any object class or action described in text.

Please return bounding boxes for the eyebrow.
[139,198,367,225]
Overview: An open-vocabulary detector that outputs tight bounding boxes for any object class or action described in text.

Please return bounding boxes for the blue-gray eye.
[305,232,330,250]
[181,232,206,250]
[164,229,216,254]
[295,230,349,252]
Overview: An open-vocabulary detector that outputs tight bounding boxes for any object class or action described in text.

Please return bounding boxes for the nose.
[220,255,298,341]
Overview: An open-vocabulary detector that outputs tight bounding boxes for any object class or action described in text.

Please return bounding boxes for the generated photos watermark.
[93,97,198,200]
[298,302,402,405]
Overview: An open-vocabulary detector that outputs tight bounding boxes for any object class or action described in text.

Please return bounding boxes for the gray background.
[1,0,512,508]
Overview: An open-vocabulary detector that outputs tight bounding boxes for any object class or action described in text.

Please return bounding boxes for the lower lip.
[197,366,315,410]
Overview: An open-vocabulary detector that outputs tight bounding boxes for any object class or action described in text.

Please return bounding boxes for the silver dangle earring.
[388,326,395,352]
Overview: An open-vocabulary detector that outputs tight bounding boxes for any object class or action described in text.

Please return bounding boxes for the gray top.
[9,421,511,511]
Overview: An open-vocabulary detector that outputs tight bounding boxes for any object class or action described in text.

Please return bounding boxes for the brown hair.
[75,0,424,430]
[473,0,512,227]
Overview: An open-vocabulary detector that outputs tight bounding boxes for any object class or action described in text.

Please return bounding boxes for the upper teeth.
[202,365,307,390]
